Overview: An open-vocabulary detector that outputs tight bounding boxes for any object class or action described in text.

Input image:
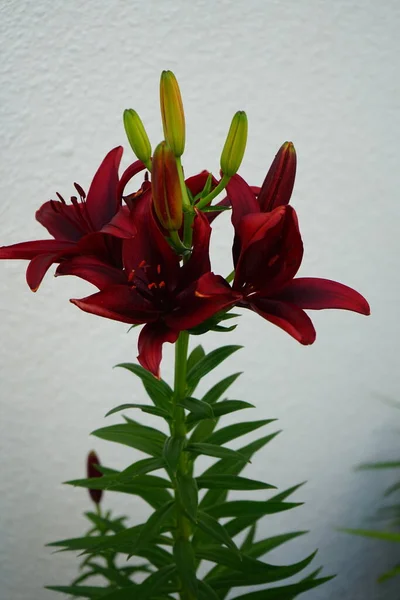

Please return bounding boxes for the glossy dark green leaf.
[187,442,248,462]
[244,530,309,559]
[177,472,198,521]
[47,534,118,552]
[196,511,239,553]
[196,474,275,491]
[46,586,113,598]
[189,418,218,443]
[116,457,166,480]
[114,363,173,410]
[67,473,171,491]
[205,419,276,446]
[186,345,243,393]
[227,576,333,599]
[207,551,317,588]
[163,435,186,475]
[133,501,175,553]
[187,345,206,372]
[179,397,215,419]
[267,482,305,503]
[200,432,281,509]
[91,422,166,456]
[174,539,198,597]
[202,204,232,212]
[207,499,302,519]
[210,400,254,418]
[198,580,220,600]
[202,372,242,404]
[105,403,170,420]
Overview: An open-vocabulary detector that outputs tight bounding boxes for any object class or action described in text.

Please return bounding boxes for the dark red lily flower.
[87,451,103,505]
[0,148,145,290]
[191,205,370,344]
[65,194,224,376]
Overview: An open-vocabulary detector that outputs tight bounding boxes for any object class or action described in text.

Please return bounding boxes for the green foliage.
[49,343,330,599]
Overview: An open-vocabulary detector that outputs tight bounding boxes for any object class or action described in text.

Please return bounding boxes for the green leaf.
[340,528,400,542]
[174,539,198,597]
[46,586,112,598]
[84,562,133,586]
[187,345,206,372]
[187,442,248,462]
[202,372,242,404]
[105,403,170,420]
[199,432,281,509]
[67,473,171,491]
[116,457,166,480]
[84,512,126,535]
[196,511,239,553]
[133,501,175,553]
[196,474,275,491]
[176,472,198,521]
[384,481,400,496]
[163,435,186,475]
[91,422,166,457]
[179,397,215,419]
[198,580,220,600]
[186,400,254,427]
[102,565,177,599]
[357,461,400,470]
[47,534,117,552]
[186,345,243,393]
[378,563,400,582]
[207,551,317,588]
[202,204,232,212]
[189,418,218,443]
[244,531,309,559]
[205,419,276,446]
[224,576,333,599]
[114,363,173,410]
[207,499,302,519]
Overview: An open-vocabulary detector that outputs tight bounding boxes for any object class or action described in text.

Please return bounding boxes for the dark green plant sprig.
[48,341,333,599]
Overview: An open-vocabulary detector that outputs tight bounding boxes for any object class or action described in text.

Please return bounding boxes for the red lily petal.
[56,256,127,290]
[250,297,316,344]
[166,273,238,330]
[275,278,370,315]
[179,211,211,288]
[117,159,146,199]
[100,205,137,238]
[137,322,179,377]
[185,171,219,198]
[71,285,159,324]
[26,253,63,291]
[0,239,75,260]
[234,206,303,294]
[36,201,86,241]
[85,147,124,230]
[76,233,123,268]
[226,174,259,228]
[258,142,297,212]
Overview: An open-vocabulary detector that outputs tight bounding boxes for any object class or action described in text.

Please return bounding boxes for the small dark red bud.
[87,450,103,505]
[258,141,297,212]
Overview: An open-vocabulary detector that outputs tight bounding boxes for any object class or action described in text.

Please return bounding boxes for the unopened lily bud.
[87,451,103,505]
[258,141,297,212]
[220,111,248,177]
[123,109,152,165]
[160,71,185,157]
[152,142,183,231]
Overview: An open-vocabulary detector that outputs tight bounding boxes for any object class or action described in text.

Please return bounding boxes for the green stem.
[172,331,196,600]
[196,174,231,210]
[176,156,192,213]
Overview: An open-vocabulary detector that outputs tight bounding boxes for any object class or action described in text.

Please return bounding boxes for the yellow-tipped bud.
[152,141,183,231]
[123,109,152,165]
[220,111,248,177]
[160,71,185,157]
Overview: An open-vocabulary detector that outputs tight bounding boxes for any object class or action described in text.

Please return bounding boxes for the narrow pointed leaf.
[207,499,302,519]
[179,397,215,419]
[205,419,276,446]
[196,510,239,553]
[202,372,242,404]
[163,435,186,475]
[105,403,171,420]
[133,500,175,553]
[196,474,275,491]
[177,472,198,521]
[228,576,333,599]
[189,418,218,443]
[186,345,243,392]
[174,539,198,597]
[115,363,173,410]
[357,461,400,470]
[187,442,248,462]
[187,344,206,372]
[340,528,400,542]
[198,580,220,600]
[91,422,166,456]
[116,457,166,480]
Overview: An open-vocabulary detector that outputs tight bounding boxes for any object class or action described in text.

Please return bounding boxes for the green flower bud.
[220,111,248,177]
[123,109,152,165]
[160,71,185,157]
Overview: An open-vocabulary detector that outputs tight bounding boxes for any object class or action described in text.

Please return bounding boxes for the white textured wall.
[0,1,399,598]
